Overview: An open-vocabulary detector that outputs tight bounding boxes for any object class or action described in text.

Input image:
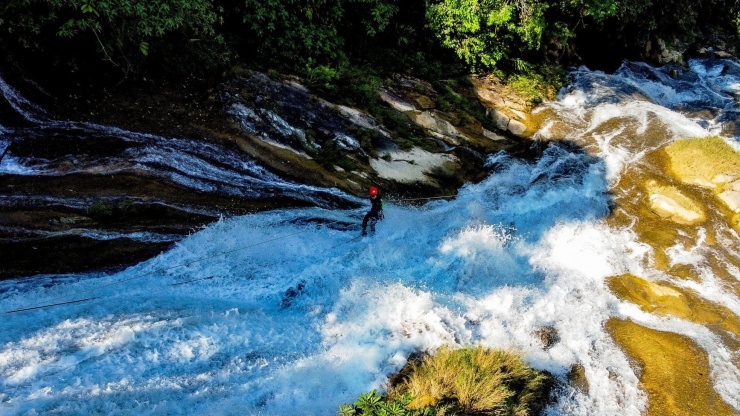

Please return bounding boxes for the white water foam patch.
[437,225,527,289]
[522,221,646,415]
[689,59,740,106]
[665,228,707,267]
[722,135,740,152]
[0,153,37,175]
[618,61,731,110]
[236,282,466,415]
[661,228,740,317]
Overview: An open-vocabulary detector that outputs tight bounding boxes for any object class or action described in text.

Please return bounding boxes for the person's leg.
[369,216,377,233]
[362,212,371,234]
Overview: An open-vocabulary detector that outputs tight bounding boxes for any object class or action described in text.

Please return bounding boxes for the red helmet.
[369,186,379,196]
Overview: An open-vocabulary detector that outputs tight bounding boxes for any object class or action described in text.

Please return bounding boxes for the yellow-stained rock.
[608,274,740,337]
[712,174,737,185]
[644,180,705,224]
[567,364,590,394]
[607,318,736,416]
[731,179,740,191]
[663,137,740,230]
[718,190,740,213]
[664,137,740,189]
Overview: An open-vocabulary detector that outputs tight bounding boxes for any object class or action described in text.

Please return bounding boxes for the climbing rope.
[3,191,476,315]
[387,194,458,202]
[0,140,11,166]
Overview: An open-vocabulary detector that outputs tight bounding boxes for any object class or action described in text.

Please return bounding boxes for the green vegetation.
[425,0,548,72]
[87,200,142,220]
[0,0,225,78]
[338,390,433,416]
[2,0,737,86]
[505,66,565,105]
[339,346,553,416]
[88,201,114,218]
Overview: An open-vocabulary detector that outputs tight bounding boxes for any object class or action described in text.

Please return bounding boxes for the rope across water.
[3,192,463,314]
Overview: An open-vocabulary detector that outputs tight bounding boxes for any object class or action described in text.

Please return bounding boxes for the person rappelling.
[361,186,384,236]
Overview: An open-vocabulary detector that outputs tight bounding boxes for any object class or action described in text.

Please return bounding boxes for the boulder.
[412,111,464,141]
[482,129,506,141]
[652,38,686,66]
[336,104,390,136]
[644,180,705,225]
[507,119,527,136]
[648,194,704,225]
[369,146,457,184]
[379,88,416,112]
[489,109,510,131]
[333,133,362,152]
[718,190,740,213]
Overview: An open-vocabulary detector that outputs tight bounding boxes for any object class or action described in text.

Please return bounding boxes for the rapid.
[1,58,739,415]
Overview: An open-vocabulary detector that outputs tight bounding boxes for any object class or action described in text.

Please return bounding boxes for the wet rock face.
[535,326,560,350]
[0,66,531,278]
[567,364,589,394]
[221,71,377,160]
[607,318,737,416]
[662,137,740,232]
[648,38,687,66]
[471,75,535,137]
[221,70,517,190]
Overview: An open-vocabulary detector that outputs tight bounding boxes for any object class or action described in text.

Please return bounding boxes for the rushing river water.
[1,59,739,415]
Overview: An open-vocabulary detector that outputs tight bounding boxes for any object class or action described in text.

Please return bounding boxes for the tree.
[424,0,548,71]
[0,0,223,77]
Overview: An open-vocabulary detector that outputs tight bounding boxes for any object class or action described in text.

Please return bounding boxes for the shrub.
[396,346,551,415]
[87,201,113,218]
[340,346,553,416]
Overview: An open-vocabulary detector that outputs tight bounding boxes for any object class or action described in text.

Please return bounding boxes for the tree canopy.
[0,0,737,83]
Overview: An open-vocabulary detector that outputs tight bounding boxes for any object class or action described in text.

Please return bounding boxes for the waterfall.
[1,59,739,415]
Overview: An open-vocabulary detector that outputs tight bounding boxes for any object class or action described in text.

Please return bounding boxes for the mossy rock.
[663,136,740,189]
[567,364,589,394]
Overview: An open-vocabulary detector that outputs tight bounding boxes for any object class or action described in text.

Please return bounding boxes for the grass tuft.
[392,346,551,415]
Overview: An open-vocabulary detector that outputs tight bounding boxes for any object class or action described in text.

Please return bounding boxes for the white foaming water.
[1,143,634,415]
[2,58,740,415]
[534,59,740,183]
[0,154,36,175]
[0,76,50,123]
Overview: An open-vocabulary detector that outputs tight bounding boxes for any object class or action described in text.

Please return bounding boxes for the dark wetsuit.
[362,194,384,234]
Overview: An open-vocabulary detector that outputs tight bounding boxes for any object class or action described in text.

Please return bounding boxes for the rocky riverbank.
[1,66,536,278]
